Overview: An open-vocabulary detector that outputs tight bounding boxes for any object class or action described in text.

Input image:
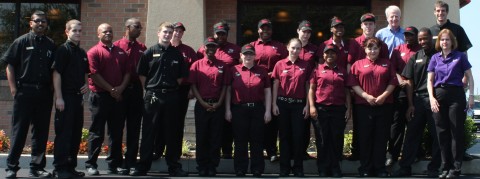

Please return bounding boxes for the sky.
[460,1,479,95]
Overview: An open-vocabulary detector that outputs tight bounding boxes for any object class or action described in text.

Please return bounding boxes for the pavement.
[1,138,480,178]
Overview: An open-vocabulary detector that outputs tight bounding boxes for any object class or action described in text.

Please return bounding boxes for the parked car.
[473,100,480,132]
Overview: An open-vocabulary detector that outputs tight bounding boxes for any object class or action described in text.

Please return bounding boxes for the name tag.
[235,72,241,76]
[401,53,405,57]
[272,46,278,50]
[299,68,305,71]
[363,65,369,68]
[321,70,326,73]
[308,51,314,54]
[415,59,423,63]
[153,54,160,57]
[26,46,34,50]
[338,73,344,76]
[433,36,438,40]
[173,60,178,64]
[255,73,260,76]
[139,50,143,53]
[228,49,234,53]
[218,70,223,73]
[382,64,388,67]
[118,52,124,55]
[282,70,288,73]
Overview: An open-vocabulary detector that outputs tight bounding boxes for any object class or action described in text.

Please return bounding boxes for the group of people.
[0,0,475,178]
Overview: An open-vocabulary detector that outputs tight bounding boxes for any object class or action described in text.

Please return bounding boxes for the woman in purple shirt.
[427,29,474,179]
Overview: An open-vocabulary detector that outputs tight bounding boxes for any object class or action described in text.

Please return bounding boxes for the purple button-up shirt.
[427,50,471,87]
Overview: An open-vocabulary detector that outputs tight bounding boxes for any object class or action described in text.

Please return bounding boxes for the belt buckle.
[287,98,294,103]
[247,103,255,107]
[161,89,167,93]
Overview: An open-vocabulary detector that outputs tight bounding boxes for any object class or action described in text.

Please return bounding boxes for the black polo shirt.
[401,49,436,94]
[52,40,90,93]
[137,43,188,90]
[1,32,55,85]
[430,19,472,52]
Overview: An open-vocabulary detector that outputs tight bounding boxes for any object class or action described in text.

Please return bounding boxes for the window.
[0,1,80,79]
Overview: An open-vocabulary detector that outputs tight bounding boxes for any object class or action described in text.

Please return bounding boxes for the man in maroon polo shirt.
[151,22,198,161]
[386,26,421,167]
[250,18,287,162]
[189,37,227,177]
[318,16,357,71]
[85,23,131,176]
[113,18,147,174]
[352,13,389,64]
[196,21,240,159]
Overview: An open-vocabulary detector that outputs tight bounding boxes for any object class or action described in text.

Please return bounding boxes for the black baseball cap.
[204,37,218,46]
[323,44,337,53]
[214,23,228,34]
[258,18,272,29]
[241,44,255,54]
[360,13,376,23]
[173,22,186,31]
[298,20,312,31]
[331,17,344,27]
[404,26,419,35]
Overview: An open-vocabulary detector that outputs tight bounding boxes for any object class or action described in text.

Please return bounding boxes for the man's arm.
[6,64,16,97]
[53,70,64,111]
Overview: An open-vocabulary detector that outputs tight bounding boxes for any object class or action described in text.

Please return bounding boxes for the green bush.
[343,130,353,155]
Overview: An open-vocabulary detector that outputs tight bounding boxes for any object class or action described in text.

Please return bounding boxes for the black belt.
[277,96,305,104]
[414,92,429,97]
[203,98,219,103]
[149,88,178,93]
[17,82,46,89]
[438,83,460,88]
[235,102,263,107]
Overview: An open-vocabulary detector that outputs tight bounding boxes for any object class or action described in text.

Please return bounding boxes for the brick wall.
[204,0,238,44]
[80,0,148,50]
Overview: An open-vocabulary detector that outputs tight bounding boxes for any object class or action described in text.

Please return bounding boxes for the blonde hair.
[66,19,81,31]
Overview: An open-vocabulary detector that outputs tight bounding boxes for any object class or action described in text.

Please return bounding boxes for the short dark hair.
[31,10,46,19]
[435,1,449,13]
[418,27,432,36]
[363,37,382,49]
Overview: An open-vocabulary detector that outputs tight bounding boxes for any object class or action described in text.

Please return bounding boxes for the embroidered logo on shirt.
[153,54,160,57]
[363,65,369,68]
[321,70,326,73]
[401,53,406,57]
[272,46,278,50]
[308,51,314,54]
[235,72,241,76]
[338,73,344,76]
[228,49,234,53]
[139,50,143,53]
[382,64,388,67]
[282,70,288,73]
[119,52,124,55]
[26,46,34,50]
[218,70,224,73]
[415,59,423,63]
[299,68,305,71]
[173,60,179,64]
[254,73,261,76]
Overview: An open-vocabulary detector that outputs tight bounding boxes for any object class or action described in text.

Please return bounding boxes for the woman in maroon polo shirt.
[347,37,397,177]
[225,44,272,177]
[427,29,474,179]
[271,38,311,177]
[309,44,351,177]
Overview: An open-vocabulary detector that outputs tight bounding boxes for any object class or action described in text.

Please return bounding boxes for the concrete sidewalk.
[1,154,480,175]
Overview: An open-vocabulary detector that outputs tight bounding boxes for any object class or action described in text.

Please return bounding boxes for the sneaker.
[130,169,147,176]
[269,155,279,163]
[6,170,17,178]
[29,169,52,178]
[86,167,99,176]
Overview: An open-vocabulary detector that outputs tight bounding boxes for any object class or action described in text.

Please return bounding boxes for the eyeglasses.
[129,25,142,29]
[31,19,47,24]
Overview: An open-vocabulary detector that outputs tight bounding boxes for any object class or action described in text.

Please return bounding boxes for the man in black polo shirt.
[52,19,89,179]
[1,10,55,178]
[391,28,441,177]
[430,1,472,52]
[132,22,189,177]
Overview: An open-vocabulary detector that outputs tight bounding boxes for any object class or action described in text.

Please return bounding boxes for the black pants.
[6,87,53,171]
[313,104,346,173]
[277,101,306,173]
[264,114,278,157]
[232,104,265,173]
[137,90,182,172]
[388,94,408,160]
[399,94,441,171]
[153,85,189,157]
[194,100,224,170]
[85,92,126,169]
[122,83,143,169]
[355,104,393,174]
[303,118,312,156]
[53,93,84,171]
[433,87,466,172]
[221,121,234,156]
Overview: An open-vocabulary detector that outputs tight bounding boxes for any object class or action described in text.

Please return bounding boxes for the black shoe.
[222,154,233,159]
[236,171,246,177]
[69,168,85,177]
[446,170,459,179]
[29,169,52,178]
[269,155,279,163]
[318,170,328,177]
[198,169,208,177]
[130,169,147,176]
[252,171,262,177]
[86,167,99,176]
[376,171,389,177]
[359,171,370,177]
[55,169,74,179]
[6,170,17,178]
[118,168,129,175]
[332,171,343,178]
[169,168,188,177]
[208,168,217,177]
[279,171,289,177]
[293,171,305,177]
[427,170,438,178]
[152,152,161,160]
[391,168,411,177]
[439,170,448,179]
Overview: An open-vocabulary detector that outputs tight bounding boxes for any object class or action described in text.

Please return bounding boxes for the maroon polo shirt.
[347,58,398,105]
[226,64,271,104]
[250,39,288,73]
[88,42,130,92]
[353,35,389,62]
[188,57,227,99]
[113,37,147,84]
[318,38,356,70]
[391,43,421,74]
[310,64,348,105]
[271,58,312,99]
[173,43,198,85]
[299,42,318,67]
[197,42,241,67]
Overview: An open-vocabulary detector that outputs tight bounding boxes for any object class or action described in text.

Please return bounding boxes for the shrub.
[343,130,353,155]
[46,141,54,154]
[0,130,10,152]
